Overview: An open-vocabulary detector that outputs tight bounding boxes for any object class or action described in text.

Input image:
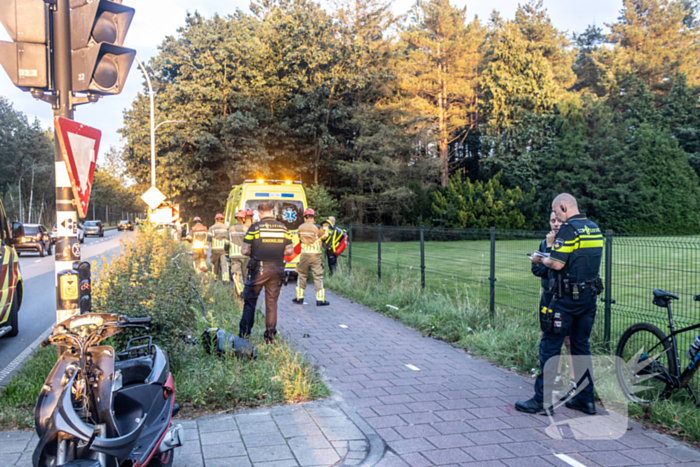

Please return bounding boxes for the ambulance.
[224,179,307,283]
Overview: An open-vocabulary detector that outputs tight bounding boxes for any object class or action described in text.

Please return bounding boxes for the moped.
[33,313,182,467]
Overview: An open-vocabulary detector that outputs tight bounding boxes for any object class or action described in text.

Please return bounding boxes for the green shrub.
[91,224,201,353]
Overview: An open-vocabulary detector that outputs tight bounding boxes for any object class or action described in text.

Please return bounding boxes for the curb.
[332,393,386,467]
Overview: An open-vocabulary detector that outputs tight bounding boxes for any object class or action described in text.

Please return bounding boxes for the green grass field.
[348,235,700,355]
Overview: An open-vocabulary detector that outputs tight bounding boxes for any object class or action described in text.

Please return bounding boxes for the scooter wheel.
[149,451,174,467]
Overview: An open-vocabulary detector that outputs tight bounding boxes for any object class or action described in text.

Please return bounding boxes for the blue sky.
[0,0,623,161]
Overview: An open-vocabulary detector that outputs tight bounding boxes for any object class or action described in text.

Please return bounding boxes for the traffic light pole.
[52,0,80,323]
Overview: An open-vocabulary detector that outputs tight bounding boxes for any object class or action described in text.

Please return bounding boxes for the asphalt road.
[0,228,132,385]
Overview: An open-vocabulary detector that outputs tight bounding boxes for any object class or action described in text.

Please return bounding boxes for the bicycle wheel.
[616,323,675,403]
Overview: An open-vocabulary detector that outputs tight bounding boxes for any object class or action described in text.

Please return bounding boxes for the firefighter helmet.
[215,213,224,220]
[245,209,254,217]
[235,210,246,219]
[193,217,202,223]
[304,208,315,217]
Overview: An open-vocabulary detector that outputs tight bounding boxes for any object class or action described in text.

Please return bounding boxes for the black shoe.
[264,330,277,344]
[292,298,303,304]
[555,380,577,402]
[565,398,596,415]
[316,300,330,306]
[514,398,554,416]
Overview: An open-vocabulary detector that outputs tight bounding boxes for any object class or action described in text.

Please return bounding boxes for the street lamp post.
[135,58,185,188]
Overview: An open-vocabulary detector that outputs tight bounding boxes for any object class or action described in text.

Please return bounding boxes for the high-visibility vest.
[228,223,247,257]
[209,222,228,250]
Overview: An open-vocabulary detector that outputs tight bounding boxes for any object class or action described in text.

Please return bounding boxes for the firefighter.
[209,213,229,280]
[245,209,254,226]
[293,209,329,306]
[188,217,209,273]
[321,216,346,275]
[227,210,249,296]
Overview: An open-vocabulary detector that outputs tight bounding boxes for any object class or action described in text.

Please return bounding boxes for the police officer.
[188,217,209,273]
[516,193,603,416]
[209,213,229,280]
[321,216,344,275]
[239,202,293,343]
[227,210,249,297]
[293,208,329,306]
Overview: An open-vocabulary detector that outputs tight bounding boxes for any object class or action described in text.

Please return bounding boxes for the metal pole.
[53,0,79,323]
[604,230,614,350]
[348,224,352,271]
[135,58,156,187]
[489,227,496,318]
[420,226,425,289]
[377,225,382,283]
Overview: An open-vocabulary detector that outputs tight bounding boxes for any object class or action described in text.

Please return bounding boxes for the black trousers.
[535,289,597,406]
[326,250,337,274]
[239,265,284,337]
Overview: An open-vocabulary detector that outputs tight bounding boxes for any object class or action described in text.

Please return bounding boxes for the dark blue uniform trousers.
[535,289,597,406]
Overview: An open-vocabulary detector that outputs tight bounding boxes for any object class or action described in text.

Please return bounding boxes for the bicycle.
[615,289,700,405]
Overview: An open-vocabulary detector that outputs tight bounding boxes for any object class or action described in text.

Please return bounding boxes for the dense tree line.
[0,98,139,226]
[120,0,700,234]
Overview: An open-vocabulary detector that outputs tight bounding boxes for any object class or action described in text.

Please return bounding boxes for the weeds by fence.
[343,225,700,357]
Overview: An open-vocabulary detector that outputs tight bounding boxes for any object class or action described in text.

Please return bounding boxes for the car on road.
[117,219,134,231]
[10,223,52,257]
[83,220,104,237]
[0,200,22,337]
[50,223,85,244]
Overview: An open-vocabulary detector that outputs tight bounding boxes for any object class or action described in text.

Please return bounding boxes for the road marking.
[0,324,55,386]
[35,260,41,263]
[555,453,588,467]
[405,364,420,371]
[339,325,348,328]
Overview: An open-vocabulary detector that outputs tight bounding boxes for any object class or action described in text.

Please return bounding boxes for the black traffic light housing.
[77,261,91,313]
[0,0,50,89]
[70,0,135,95]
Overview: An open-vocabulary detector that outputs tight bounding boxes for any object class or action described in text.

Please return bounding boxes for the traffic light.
[77,261,91,313]
[0,0,50,89]
[70,0,135,95]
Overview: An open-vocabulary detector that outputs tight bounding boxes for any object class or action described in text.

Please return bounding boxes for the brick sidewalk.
[2,399,371,467]
[277,287,700,467]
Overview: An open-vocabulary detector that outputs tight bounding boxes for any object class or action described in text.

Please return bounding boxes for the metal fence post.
[604,230,614,349]
[377,225,382,282]
[489,227,496,318]
[348,224,352,271]
[420,226,425,289]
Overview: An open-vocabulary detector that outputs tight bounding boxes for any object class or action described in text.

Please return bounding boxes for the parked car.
[117,219,134,231]
[0,199,22,337]
[10,223,52,257]
[50,222,85,244]
[83,220,104,237]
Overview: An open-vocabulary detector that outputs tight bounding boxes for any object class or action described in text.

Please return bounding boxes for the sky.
[0,0,624,161]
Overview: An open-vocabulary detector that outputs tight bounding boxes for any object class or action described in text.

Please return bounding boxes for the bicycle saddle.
[653,289,679,301]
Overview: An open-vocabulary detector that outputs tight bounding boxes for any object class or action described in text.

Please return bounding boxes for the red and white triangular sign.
[54,117,101,218]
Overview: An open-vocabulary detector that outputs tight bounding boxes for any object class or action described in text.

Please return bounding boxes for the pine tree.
[596,0,700,95]
[572,24,606,95]
[399,0,485,187]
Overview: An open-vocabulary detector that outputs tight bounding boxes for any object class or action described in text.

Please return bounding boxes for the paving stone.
[273,413,314,426]
[394,424,442,439]
[279,422,323,438]
[252,460,299,467]
[431,421,475,435]
[201,430,243,446]
[662,445,700,462]
[465,418,512,431]
[202,442,247,460]
[0,453,21,465]
[400,452,433,467]
[248,445,296,463]
[375,427,403,442]
[421,448,474,465]
[198,418,240,434]
[580,450,636,466]
[461,445,516,461]
[501,441,552,458]
[242,431,287,448]
[502,457,555,467]
[317,425,364,441]
[290,447,340,466]
[387,437,436,454]
[618,448,677,465]
[372,404,413,416]
[174,451,205,467]
[499,428,549,442]
[426,434,474,449]
[205,456,252,467]
[399,412,442,425]
[366,415,408,429]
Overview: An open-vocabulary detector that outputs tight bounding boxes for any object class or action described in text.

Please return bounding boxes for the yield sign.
[54,117,101,218]
[141,186,166,210]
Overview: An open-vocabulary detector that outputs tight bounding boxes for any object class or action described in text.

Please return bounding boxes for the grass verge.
[0,227,328,430]
[326,262,700,443]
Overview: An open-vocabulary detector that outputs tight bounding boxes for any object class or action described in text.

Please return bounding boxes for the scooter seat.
[115,356,154,386]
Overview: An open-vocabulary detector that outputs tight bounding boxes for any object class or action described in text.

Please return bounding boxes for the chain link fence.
[342,225,700,352]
